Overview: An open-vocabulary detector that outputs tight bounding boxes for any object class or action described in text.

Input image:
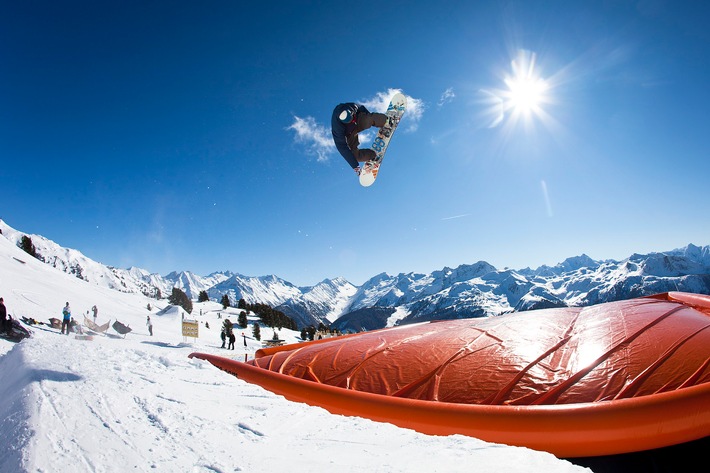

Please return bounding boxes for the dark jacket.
[331,102,370,169]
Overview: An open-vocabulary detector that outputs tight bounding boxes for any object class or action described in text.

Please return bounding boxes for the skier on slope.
[331,102,388,176]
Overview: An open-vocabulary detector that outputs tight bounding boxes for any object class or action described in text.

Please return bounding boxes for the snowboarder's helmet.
[339,109,353,123]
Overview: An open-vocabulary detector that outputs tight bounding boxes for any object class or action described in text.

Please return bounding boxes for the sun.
[503,51,549,118]
[482,50,552,129]
[505,73,547,115]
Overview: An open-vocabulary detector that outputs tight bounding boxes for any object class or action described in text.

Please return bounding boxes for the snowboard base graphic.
[359,92,406,187]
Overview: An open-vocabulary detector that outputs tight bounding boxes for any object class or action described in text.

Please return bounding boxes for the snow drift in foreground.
[0,232,588,472]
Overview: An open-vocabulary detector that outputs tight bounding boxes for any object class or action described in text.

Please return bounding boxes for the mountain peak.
[3,219,709,333]
[558,254,599,272]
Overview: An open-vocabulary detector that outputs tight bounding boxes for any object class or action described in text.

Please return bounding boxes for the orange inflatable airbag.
[190,292,710,457]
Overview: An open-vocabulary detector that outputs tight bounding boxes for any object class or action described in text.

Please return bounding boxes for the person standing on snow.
[61,302,71,335]
[331,102,388,176]
[146,316,153,336]
[92,305,98,322]
[222,318,233,348]
[0,297,7,333]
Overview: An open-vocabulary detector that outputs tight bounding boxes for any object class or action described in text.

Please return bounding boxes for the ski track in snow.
[0,331,590,473]
[0,231,589,472]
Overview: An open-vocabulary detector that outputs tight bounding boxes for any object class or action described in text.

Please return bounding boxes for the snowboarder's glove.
[354,166,361,176]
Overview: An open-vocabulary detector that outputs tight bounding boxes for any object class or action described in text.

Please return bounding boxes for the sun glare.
[505,73,547,115]
[503,51,549,120]
[482,50,552,129]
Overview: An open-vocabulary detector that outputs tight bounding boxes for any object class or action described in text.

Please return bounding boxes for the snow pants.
[347,111,387,162]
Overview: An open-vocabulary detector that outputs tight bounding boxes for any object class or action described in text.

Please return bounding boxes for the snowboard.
[359,92,407,187]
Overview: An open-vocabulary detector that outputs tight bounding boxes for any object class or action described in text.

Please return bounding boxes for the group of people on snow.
[58,302,86,335]
[1,297,257,347]
[0,297,31,341]
[221,318,235,349]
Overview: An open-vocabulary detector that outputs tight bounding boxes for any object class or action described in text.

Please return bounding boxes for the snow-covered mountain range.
[2,219,709,331]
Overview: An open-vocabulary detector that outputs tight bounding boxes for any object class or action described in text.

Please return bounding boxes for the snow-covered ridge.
[2,219,708,330]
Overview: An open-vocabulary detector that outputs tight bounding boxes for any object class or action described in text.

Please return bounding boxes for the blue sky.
[2,1,709,287]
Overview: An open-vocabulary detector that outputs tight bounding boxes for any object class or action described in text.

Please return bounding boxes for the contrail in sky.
[441,213,472,221]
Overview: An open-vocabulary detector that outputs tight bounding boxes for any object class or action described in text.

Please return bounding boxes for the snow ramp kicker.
[189,292,710,457]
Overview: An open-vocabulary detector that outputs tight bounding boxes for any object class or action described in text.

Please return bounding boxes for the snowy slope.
[0,227,588,472]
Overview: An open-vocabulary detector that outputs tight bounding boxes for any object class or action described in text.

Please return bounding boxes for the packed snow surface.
[0,232,589,472]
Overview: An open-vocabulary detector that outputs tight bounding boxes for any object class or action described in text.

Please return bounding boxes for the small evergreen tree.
[168,287,193,314]
[238,311,248,328]
[306,326,316,341]
[220,294,230,309]
[252,323,261,341]
[20,235,39,259]
[245,302,297,331]
[300,328,307,340]
[237,298,247,310]
[198,290,209,302]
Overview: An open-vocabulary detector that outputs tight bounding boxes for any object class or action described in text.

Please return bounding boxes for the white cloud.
[362,88,425,132]
[438,87,455,107]
[287,116,334,162]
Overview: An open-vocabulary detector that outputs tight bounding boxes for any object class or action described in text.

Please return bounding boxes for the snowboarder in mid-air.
[331,102,388,176]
